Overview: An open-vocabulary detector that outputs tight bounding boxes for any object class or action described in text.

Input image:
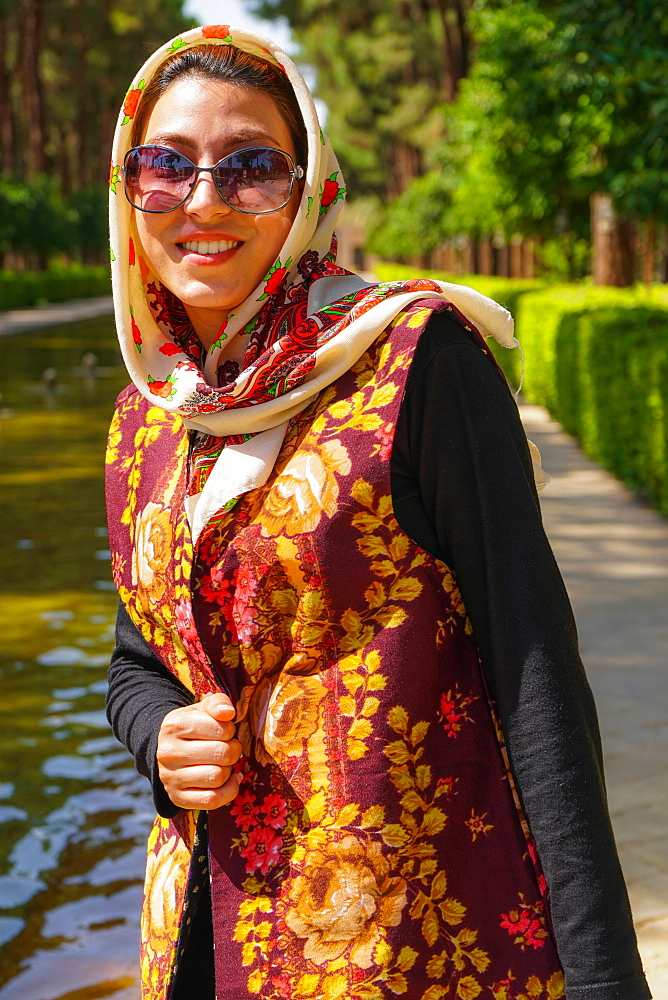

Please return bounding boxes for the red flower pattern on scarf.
[320,173,345,214]
[262,267,288,298]
[202,25,232,39]
[159,342,183,357]
[122,81,144,123]
[131,315,142,352]
[147,376,176,400]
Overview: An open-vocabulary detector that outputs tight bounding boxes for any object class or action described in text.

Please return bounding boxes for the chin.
[178,281,241,312]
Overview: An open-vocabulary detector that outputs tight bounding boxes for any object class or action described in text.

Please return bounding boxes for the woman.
[105,24,650,1000]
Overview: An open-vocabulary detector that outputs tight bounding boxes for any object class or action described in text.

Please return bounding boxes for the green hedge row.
[0,266,111,311]
[375,263,668,517]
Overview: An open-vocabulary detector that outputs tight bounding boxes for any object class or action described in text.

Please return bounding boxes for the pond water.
[0,317,149,999]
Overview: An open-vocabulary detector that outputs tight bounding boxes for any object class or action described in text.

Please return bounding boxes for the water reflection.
[0,317,149,999]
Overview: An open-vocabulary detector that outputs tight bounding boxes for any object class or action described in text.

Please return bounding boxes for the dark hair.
[132,45,307,168]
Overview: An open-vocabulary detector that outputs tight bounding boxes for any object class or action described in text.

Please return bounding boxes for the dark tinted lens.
[125,147,196,212]
[213,148,294,212]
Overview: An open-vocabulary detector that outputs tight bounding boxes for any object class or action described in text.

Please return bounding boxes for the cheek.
[133,214,179,285]
[262,210,298,259]
[134,214,165,256]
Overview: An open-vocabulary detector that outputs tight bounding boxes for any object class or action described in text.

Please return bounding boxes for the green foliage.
[0,0,195,265]
[0,265,110,310]
[366,170,457,264]
[0,177,68,261]
[515,287,668,517]
[455,3,596,230]
[0,177,108,267]
[253,0,470,198]
[365,0,668,265]
[375,263,668,515]
[537,0,668,219]
[535,235,591,283]
[67,186,110,264]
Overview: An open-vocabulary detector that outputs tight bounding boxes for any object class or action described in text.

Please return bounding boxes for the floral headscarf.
[109,25,520,539]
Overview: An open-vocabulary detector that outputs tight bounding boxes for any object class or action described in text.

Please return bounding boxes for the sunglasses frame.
[122,144,305,215]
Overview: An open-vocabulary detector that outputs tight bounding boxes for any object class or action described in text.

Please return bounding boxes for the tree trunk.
[641,217,656,284]
[522,238,536,279]
[459,237,472,274]
[434,0,472,102]
[510,236,523,278]
[477,237,493,275]
[22,0,47,176]
[495,242,509,277]
[443,240,456,273]
[590,193,635,287]
[389,143,420,198]
[0,14,15,175]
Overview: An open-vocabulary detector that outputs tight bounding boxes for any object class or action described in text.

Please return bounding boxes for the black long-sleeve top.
[107,311,650,1000]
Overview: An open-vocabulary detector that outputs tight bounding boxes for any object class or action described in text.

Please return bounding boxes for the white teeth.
[181,239,240,254]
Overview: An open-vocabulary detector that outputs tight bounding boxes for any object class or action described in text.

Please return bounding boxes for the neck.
[185,306,248,370]
[185,305,230,351]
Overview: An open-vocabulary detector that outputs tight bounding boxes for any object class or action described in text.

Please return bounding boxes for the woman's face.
[134,76,301,347]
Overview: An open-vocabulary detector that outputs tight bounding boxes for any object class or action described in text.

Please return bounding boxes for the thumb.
[200,691,236,721]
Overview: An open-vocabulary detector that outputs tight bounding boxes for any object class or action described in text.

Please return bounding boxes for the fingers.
[160,711,236,744]
[159,699,236,743]
[157,695,245,811]
[160,737,244,771]
[165,769,243,811]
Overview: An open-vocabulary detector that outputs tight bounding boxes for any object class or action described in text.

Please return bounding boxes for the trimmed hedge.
[0,265,111,311]
[516,286,668,516]
[375,263,668,517]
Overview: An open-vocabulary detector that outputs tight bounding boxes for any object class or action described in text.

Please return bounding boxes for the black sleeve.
[106,600,193,818]
[391,310,650,1000]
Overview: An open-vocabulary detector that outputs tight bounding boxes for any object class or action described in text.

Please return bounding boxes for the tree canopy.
[255,0,668,282]
[255,0,472,198]
[0,0,194,266]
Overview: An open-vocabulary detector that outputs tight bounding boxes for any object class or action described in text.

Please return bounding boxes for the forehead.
[142,75,295,156]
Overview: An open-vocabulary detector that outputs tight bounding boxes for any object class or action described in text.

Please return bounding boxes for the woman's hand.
[157,693,243,810]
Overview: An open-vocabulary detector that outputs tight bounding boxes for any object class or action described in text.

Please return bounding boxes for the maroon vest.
[106,300,564,1000]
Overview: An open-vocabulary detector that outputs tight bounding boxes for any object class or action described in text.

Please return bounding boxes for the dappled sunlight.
[0,318,146,999]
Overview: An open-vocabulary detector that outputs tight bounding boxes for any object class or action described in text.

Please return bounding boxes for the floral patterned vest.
[106,301,565,1000]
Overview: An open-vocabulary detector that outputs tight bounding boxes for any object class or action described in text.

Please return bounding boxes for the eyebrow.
[144,129,282,150]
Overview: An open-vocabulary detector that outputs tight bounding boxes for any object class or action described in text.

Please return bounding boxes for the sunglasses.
[123,144,305,215]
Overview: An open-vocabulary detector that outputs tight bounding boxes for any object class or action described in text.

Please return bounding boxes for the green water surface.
[0,317,150,1000]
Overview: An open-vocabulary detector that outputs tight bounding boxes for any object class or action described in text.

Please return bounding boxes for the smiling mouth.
[178,239,243,255]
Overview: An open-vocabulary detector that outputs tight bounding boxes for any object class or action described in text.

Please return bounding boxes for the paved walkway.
[0,295,113,337]
[3,298,666,993]
[520,403,668,998]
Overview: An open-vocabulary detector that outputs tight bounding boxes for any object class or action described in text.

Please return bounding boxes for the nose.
[183,170,231,219]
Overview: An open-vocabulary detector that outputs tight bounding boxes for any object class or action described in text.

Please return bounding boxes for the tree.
[432,0,668,284]
[537,0,668,284]
[0,0,195,266]
[253,0,473,201]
